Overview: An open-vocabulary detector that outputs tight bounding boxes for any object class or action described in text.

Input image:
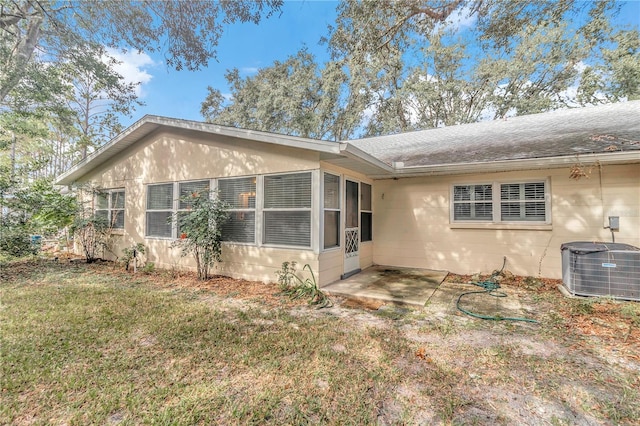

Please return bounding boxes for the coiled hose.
[456,257,538,323]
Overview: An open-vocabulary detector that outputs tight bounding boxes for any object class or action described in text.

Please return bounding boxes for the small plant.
[276,261,332,308]
[571,299,595,316]
[276,261,298,290]
[120,243,146,271]
[620,303,640,326]
[141,262,155,274]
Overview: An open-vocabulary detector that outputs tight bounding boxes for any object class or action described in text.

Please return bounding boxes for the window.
[360,183,372,242]
[146,183,173,238]
[95,189,125,229]
[451,180,549,224]
[219,177,256,243]
[500,182,547,222]
[453,184,493,221]
[264,172,311,247]
[323,173,340,249]
[177,181,210,237]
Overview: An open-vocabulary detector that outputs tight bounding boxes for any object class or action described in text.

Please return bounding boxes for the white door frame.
[343,177,360,277]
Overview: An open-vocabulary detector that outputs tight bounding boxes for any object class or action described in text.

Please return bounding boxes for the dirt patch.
[4,259,638,424]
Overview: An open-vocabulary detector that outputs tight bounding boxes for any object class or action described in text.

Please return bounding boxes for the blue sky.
[113,0,640,124]
[115,1,338,122]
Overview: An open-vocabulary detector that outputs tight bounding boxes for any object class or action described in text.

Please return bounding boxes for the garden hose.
[456,257,538,323]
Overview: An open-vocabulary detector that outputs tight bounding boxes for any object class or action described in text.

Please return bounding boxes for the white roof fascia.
[367,151,640,179]
[56,115,341,185]
[339,143,394,174]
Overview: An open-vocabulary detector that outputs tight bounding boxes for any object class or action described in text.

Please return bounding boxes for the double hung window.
[323,173,340,249]
[360,183,372,242]
[146,184,174,238]
[96,189,125,229]
[263,172,312,247]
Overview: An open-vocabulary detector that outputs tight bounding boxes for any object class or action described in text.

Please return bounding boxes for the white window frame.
[95,188,125,230]
[360,182,373,243]
[322,172,341,251]
[450,178,551,225]
[451,183,494,222]
[145,182,176,239]
[262,171,313,248]
[146,180,214,239]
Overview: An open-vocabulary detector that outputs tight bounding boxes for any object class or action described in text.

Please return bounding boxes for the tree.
[201,49,359,141]
[0,0,284,105]
[327,0,636,133]
[172,191,229,280]
[202,0,638,139]
[60,45,143,158]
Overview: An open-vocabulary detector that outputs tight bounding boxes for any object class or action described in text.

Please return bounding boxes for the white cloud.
[432,5,478,34]
[444,5,478,31]
[105,48,155,97]
[240,67,259,75]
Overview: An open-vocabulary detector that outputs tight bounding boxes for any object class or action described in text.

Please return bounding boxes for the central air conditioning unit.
[561,241,640,301]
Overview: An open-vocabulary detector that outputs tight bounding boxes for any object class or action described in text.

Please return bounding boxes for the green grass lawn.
[1,259,639,425]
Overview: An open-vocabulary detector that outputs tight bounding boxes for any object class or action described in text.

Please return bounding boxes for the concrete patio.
[323,265,535,322]
[322,265,448,307]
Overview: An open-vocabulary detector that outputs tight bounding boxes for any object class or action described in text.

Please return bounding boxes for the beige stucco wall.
[372,163,639,278]
[80,129,324,283]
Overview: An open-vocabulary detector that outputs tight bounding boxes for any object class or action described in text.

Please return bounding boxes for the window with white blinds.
[146,183,174,238]
[219,177,256,243]
[264,172,312,247]
[453,184,493,221]
[323,173,340,249]
[95,189,125,229]
[451,180,549,224]
[500,182,547,222]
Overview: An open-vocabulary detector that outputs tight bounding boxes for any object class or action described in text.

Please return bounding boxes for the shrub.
[171,190,229,280]
[70,214,109,263]
[0,226,39,257]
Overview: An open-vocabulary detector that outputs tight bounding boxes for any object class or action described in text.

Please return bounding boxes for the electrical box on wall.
[609,216,620,231]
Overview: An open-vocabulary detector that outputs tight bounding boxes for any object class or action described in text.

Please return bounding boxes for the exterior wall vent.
[561,242,640,301]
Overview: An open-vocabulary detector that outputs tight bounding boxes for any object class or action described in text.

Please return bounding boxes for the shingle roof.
[347,101,640,168]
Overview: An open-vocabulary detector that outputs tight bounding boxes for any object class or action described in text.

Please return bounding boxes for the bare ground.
[3,258,639,425]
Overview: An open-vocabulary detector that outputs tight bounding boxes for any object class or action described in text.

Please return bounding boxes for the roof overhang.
[55,115,342,185]
[368,151,640,179]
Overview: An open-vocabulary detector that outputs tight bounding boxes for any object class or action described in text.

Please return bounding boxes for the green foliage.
[1,1,283,105]
[276,261,332,308]
[201,49,355,141]
[171,191,229,280]
[0,225,39,257]
[141,262,155,274]
[203,0,636,138]
[620,303,640,326]
[120,243,147,272]
[13,179,77,233]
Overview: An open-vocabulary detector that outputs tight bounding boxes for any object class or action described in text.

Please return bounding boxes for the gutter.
[366,151,640,179]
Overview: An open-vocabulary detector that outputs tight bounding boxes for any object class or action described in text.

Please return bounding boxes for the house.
[55,101,640,285]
